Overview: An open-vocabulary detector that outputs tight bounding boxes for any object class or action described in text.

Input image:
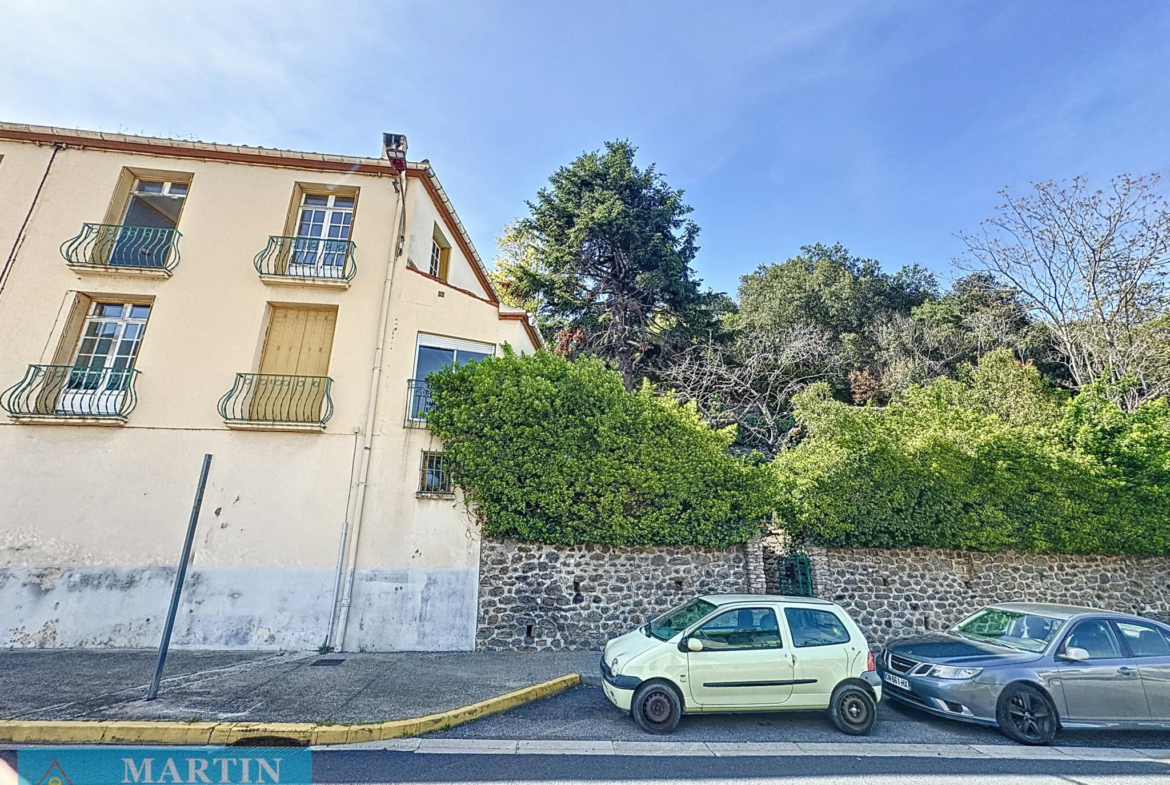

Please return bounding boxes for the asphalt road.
[311,751,1170,784]
[433,685,1170,749]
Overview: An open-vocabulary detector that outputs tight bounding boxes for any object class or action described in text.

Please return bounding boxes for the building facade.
[0,123,540,651]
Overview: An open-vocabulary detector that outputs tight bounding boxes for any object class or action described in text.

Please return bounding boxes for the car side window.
[785,608,851,647]
[1115,621,1170,658]
[693,607,782,650]
[1064,619,1124,660]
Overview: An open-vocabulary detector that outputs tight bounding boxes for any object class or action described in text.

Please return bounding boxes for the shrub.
[424,349,775,547]
[774,351,1170,555]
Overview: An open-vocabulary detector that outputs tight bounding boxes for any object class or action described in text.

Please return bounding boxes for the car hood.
[885,633,1043,667]
[604,627,664,669]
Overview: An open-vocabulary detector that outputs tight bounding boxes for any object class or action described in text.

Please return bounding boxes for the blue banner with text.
[17,748,312,785]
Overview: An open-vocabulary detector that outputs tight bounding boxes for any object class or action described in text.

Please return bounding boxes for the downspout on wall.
[331,135,411,651]
[0,143,62,302]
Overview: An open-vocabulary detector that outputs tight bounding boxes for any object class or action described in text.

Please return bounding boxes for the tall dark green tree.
[496,140,719,389]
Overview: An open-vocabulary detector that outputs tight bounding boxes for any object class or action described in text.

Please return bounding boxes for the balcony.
[218,373,334,432]
[61,224,181,277]
[254,236,357,288]
[404,379,432,428]
[0,364,141,425]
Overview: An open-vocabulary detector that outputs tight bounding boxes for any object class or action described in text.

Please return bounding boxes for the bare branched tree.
[959,174,1170,410]
[659,324,841,455]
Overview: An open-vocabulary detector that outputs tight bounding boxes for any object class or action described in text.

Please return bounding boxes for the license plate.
[883,672,911,691]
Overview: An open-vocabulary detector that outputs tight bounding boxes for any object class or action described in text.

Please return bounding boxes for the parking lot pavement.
[432,685,1170,749]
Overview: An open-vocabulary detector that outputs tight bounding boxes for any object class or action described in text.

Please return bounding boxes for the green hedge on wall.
[774,351,1170,555]
[424,350,775,547]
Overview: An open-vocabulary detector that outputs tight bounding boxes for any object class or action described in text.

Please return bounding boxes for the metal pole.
[146,453,212,701]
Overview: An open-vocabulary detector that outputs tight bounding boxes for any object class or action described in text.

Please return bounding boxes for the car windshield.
[647,598,717,640]
[950,608,1065,652]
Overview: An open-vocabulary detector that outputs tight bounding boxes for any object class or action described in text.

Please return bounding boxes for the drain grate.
[310,658,346,666]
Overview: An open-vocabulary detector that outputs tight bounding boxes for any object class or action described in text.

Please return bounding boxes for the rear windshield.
[648,598,717,640]
[950,608,1064,652]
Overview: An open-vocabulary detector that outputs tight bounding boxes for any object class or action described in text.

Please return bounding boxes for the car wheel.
[631,681,682,734]
[996,683,1057,745]
[829,683,876,736]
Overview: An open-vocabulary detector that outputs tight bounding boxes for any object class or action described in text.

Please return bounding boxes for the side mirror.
[687,638,704,653]
[1060,646,1090,663]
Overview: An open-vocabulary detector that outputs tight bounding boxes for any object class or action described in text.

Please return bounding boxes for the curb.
[0,674,580,746]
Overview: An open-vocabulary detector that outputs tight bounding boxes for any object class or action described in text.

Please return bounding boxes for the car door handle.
[1118,666,1137,676]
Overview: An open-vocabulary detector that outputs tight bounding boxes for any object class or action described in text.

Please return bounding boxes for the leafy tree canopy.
[493,141,724,388]
[774,350,1170,555]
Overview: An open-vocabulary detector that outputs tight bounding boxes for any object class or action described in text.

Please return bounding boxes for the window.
[1064,619,1124,660]
[419,452,452,495]
[109,179,187,268]
[60,302,151,415]
[950,608,1065,653]
[1114,621,1170,658]
[408,335,494,421]
[430,224,451,280]
[692,607,783,650]
[289,193,354,277]
[647,598,717,641]
[785,608,851,647]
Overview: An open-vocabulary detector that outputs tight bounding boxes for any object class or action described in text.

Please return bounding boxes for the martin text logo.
[18,748,312,785]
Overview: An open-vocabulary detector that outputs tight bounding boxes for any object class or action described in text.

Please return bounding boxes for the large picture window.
[408,335,494,422]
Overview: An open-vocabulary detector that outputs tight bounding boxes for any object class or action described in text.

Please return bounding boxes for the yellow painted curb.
[0,673,580,746]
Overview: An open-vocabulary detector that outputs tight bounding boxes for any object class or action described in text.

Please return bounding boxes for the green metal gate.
[778,553,815,597]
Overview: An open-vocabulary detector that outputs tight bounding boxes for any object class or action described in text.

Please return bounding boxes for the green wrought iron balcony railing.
[405,379,433,428]
[218,373,334,428]
[0,364,141,420]
[254,236,357,282]
[61,223,181,272]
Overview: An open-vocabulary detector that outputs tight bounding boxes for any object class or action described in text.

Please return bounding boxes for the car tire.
[631,681,682,734]
[829,683,876,736]
[996,683,1057,745]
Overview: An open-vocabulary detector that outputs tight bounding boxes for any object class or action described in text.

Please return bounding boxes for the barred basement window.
[419,451,452,495]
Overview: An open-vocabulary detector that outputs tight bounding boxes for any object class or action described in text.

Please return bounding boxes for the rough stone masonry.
[476,539,765,651]
[802,545,1170,647]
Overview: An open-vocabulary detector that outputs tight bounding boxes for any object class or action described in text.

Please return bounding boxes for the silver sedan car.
[877,603,1170,744]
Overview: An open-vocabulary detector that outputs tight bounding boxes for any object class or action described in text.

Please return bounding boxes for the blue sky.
[3,1,1168,296]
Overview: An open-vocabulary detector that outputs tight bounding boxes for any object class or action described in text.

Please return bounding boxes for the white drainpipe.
[331,166,409,651]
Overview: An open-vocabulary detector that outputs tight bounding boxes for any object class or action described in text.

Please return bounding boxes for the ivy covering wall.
[424,350,775,547]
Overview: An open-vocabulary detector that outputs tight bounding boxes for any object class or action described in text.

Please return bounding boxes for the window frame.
[689,605,785,652]
[430,223,451,280]
[783,606,853,649]
[102,167,193,228]
[1109,619,1170,659]
[1060,617,1127,661]
[418,451,453,496]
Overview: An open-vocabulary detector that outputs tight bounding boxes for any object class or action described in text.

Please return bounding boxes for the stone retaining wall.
[476,539,765,650]
[800,545,1170,647]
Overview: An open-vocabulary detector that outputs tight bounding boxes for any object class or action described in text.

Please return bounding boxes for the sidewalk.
[0,649,599,724]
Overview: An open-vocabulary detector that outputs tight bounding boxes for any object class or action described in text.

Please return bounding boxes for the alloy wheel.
[1006,690,1054,743]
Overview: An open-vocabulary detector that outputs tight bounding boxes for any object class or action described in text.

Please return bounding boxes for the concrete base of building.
[0,565,478,651]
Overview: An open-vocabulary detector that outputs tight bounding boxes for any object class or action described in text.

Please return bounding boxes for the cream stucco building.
[0,122,540,650]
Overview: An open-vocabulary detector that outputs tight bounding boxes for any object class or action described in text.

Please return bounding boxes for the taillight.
[866,651,876,672]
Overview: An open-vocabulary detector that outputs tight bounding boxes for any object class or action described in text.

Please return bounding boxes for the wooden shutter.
[51,293,93,366]
[259,306,336,376]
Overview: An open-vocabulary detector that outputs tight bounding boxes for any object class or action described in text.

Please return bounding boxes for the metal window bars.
[254,236,358,282]
[61,224,182,271]
[217,373,334,425]
[0,364,141,419]
[419,451,452,495]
